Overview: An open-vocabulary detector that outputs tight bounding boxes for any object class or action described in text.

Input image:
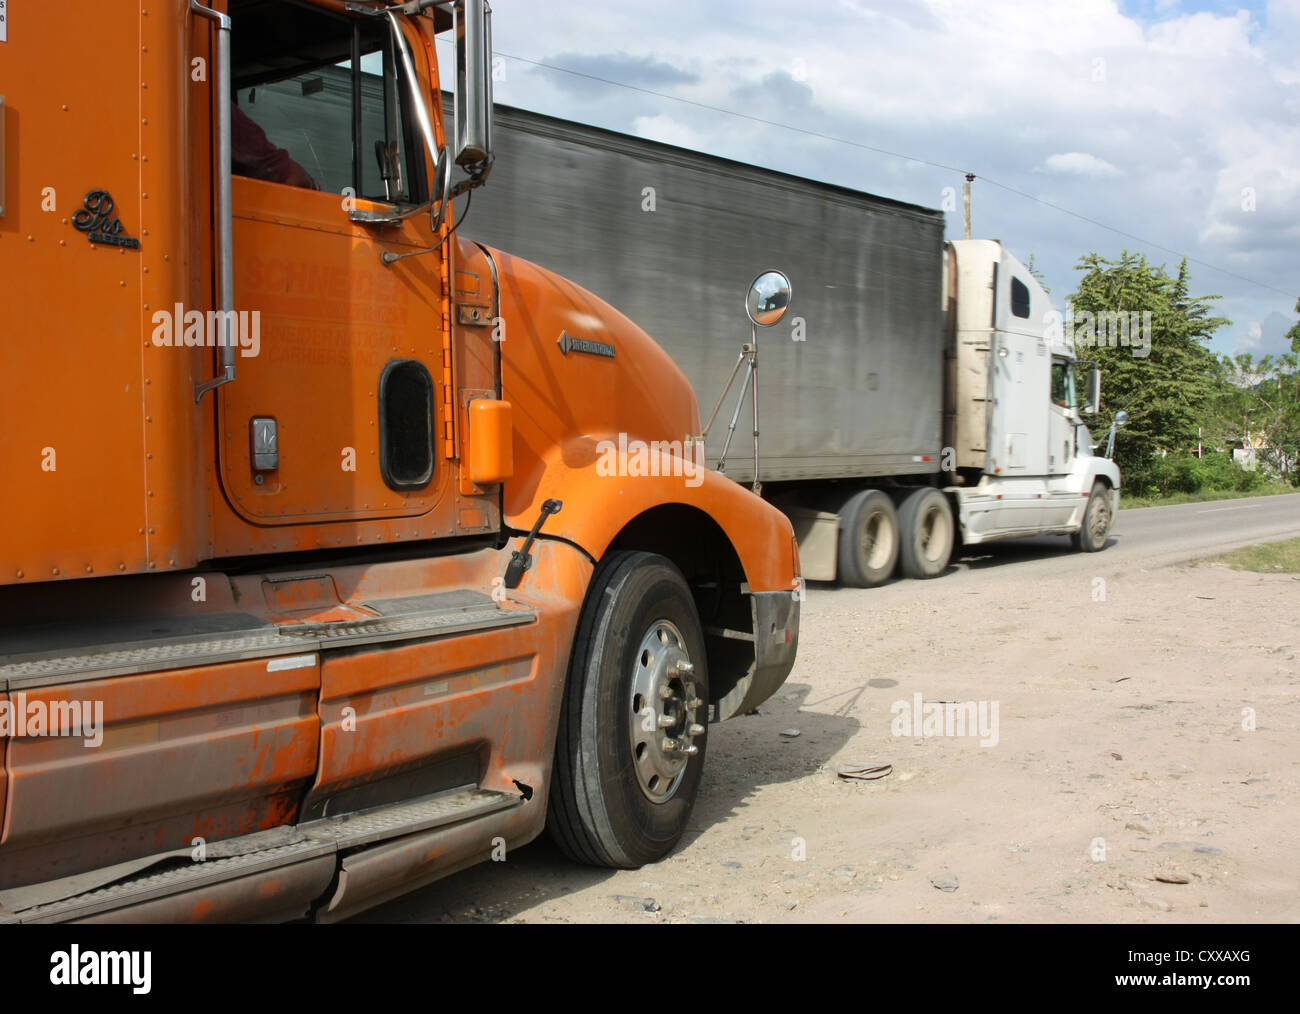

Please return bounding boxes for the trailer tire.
[837,490,900,587]
[548,551,708,869]
[897,487,954,579]
[1071,481,1113,552]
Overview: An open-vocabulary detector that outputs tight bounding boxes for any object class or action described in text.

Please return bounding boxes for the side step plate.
[6,787,519,923]
[1,593,533,689]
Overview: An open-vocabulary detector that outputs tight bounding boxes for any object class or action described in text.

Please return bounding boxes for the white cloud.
[631,113,704,150]
[476,0,1300,354]
[1040,152,1122,178]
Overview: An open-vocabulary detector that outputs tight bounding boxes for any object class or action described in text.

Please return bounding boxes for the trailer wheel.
[897,487,954,579]
[837,490,900,587]
[548,551,708,869]
[1071,481,1113,552]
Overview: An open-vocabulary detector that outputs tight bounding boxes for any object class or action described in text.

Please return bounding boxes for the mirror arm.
[451,159,492,198]
[349,199,436,227]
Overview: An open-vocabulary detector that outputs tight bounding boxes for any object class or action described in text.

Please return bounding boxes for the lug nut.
[661,738,678,751]
[688,723,705,736]
[686,698,703,710]
[658,685,674,699]
[657,713,676,728]
[681,744,699,756]
[675,660,694,674]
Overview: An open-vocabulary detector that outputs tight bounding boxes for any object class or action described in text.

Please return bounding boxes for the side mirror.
[746,270,792,327]
[1085,366,1101,414]
[455,0,494,169]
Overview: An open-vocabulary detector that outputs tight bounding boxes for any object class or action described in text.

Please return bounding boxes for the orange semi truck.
[0,0,800,922]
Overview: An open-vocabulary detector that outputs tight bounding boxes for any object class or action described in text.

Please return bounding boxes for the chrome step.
[7,786,519,923]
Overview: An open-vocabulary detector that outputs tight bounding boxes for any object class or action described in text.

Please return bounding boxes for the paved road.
[946,491,1300,584]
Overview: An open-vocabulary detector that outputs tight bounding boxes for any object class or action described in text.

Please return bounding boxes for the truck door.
[987,262,1049,528]
[216,2,449,527]
[1043,357,1082,524]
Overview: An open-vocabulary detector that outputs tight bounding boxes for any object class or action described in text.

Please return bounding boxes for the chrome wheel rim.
[629,619,703,803]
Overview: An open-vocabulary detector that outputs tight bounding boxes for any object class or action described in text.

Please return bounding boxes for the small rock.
[721,861,741,869]
[610,894,659,913]
[1159,842,1222,855]
[1111,752,1124,761]
[930,874,959,893]
[1153,870,1191,884]
[1125,823,1153,833]
[785,900,798,911]
[779,728,801,738]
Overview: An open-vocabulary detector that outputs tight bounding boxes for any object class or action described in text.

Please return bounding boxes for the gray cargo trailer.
[461,103,946,487]
[453,103,1122,586]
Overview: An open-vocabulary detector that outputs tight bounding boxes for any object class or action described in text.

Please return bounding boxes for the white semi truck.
[454,104,1127,586]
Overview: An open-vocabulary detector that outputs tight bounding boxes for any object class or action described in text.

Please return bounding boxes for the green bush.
[1122,452,1263,498]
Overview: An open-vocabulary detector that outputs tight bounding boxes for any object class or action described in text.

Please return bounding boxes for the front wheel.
[1071,481,1113,552]
[548,551,709,868]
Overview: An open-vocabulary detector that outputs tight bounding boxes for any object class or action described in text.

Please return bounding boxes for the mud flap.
[713,591,800,721]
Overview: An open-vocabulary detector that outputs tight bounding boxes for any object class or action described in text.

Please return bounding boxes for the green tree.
[1068,252,1228,483]
[1213,351,1300,483]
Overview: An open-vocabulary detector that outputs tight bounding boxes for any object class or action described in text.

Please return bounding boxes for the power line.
[455,41,1295,302]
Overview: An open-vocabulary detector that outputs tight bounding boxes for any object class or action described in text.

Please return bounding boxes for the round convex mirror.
[745,270,792,327]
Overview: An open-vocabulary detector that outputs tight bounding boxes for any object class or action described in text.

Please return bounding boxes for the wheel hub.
[629,620,704,803]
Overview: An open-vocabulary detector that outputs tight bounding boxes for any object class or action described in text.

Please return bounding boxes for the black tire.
[548,551,709,869]
[837,489,900,588]
[897,487,954,579]
[1071,480,1113,552]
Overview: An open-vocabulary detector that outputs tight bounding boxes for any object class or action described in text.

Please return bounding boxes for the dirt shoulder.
[361,550,1300,924]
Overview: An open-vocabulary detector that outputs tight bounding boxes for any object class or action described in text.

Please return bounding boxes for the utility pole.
[963,174,975,240]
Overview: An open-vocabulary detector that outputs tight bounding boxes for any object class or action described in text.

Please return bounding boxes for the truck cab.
[0,0,799,922]
[945,239,1121,548]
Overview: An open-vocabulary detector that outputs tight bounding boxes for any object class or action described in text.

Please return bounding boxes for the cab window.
[1051,360,1076,409]
[229,1,427,204]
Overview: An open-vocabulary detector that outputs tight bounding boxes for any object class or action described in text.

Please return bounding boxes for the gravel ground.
[360,526,1300,924]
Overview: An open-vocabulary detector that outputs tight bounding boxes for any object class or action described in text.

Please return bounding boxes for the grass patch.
[1211,537,1300,573]
[1120,485,1296,509]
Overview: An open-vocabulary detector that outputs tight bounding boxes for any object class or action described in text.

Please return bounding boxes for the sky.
[448,0,1299,359]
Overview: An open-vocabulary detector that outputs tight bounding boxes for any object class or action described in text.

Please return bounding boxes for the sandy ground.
[362,532,1300,924]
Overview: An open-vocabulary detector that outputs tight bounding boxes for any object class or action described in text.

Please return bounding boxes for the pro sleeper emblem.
[557,330,615,359]
[72,191,141,249]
